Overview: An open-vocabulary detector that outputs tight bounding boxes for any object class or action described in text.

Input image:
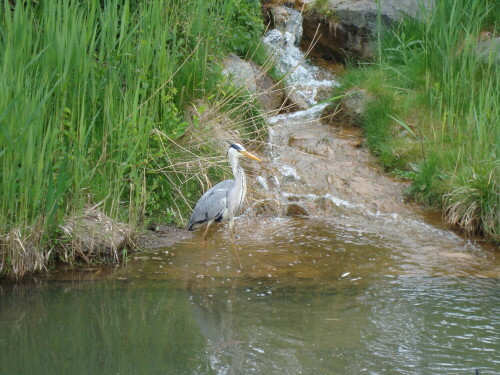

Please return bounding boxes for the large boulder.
[223,54,284,113]
[301,0,434,60]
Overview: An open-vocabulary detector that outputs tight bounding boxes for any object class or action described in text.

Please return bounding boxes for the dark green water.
[1,217,499,374]
[0,277,498,374]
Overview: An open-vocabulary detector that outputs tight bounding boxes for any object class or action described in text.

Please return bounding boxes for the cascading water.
[252,5,495,272]
[263,8,338,114]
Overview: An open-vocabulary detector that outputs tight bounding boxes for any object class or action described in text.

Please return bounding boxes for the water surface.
[1,217,499,375]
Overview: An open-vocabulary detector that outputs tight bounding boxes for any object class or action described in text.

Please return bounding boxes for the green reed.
[341,0,499,240]
[0,0,265,276]
[409,0,499,239]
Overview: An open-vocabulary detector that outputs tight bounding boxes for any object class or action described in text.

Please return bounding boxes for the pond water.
[2,5,499,375]
[1,217,499,375]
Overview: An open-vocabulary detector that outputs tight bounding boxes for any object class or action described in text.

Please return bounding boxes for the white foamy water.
[263,9,338,108]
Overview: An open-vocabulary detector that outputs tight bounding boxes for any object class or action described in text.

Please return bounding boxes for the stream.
[1,7,499,375]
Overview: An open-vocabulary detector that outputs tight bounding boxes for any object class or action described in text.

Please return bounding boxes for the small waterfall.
[262,8,339,112]
[257,7,345,214]
[256,7,420,229]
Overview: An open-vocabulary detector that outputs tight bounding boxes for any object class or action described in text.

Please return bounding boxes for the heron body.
[187,143,261,267]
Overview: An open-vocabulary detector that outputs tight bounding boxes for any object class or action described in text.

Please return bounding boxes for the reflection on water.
[1,276,499,374]
[1,214,499,374]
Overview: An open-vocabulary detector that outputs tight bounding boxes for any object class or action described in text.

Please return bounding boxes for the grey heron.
[187,143,262,267]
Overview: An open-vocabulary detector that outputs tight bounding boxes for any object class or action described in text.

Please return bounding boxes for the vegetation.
[338,0,499,241]
[307,0,338,22]
[0,0,267,277]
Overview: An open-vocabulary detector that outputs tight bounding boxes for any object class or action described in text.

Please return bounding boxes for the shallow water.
[2,6,499,375]
[1,216,499,374]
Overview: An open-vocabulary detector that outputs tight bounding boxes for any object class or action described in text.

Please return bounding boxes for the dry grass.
[0,222,50,278]
[444,163,500,240]
[59,205,134,265]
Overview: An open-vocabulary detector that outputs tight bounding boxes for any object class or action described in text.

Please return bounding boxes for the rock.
[256,175,270,191]
[284,79,335,111]
[313,196,338,212]
[321,89,372,126]
[283,87,311,110]
[223,54,284,113]
[252,198,282,216]
[262,4,289,29]
[136,224,193,251]
[60,206,133,261]
[321,101,341,125]
[286,203,309,216]
[279,164,301,181]
[342,89,372,116]
[268,175,281,188]
[302,0,435,60]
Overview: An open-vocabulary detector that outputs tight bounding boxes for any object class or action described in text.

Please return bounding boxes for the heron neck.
[230,155,247,210]
[231,156,246,187]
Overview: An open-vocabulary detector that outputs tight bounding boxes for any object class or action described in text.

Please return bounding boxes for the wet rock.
[262,9,338,110]
[313,196,339,213]
[223,54,284,113]
[279,164,301,182]
[302,0,435,60]
[351,139,363,148]
[321,101,341,125]
[285,194,302,202]
[439,251,474,260]
[268,175,281,188]
[284,88,310,110]
[136,224,193,251]
[252,198,282,216]
[256,175,270,191]
[286,203,310,216]
[60,206,133,260]
[262,4,289,29]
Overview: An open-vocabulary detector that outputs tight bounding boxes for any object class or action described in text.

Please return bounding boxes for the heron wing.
[187,180,235,230]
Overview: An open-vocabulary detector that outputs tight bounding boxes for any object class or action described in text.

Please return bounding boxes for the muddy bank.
[135,224,193,250]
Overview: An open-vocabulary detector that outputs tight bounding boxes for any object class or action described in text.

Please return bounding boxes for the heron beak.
[242,151,262,162]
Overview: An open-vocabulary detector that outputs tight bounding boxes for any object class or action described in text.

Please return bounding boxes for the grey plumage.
[187,180,235,231]
[187,143,262,267]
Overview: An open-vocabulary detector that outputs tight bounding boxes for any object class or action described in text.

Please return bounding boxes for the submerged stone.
[286,203,310,216]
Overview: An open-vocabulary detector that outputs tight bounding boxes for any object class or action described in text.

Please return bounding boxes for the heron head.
[228,143,262,162]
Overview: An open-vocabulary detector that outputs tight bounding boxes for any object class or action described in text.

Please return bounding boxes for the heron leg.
[202,220,214,265]
[228,219,242,268]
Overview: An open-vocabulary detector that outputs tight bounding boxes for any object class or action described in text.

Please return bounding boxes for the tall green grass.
[340,0,499,241]
[0,0,267,277]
